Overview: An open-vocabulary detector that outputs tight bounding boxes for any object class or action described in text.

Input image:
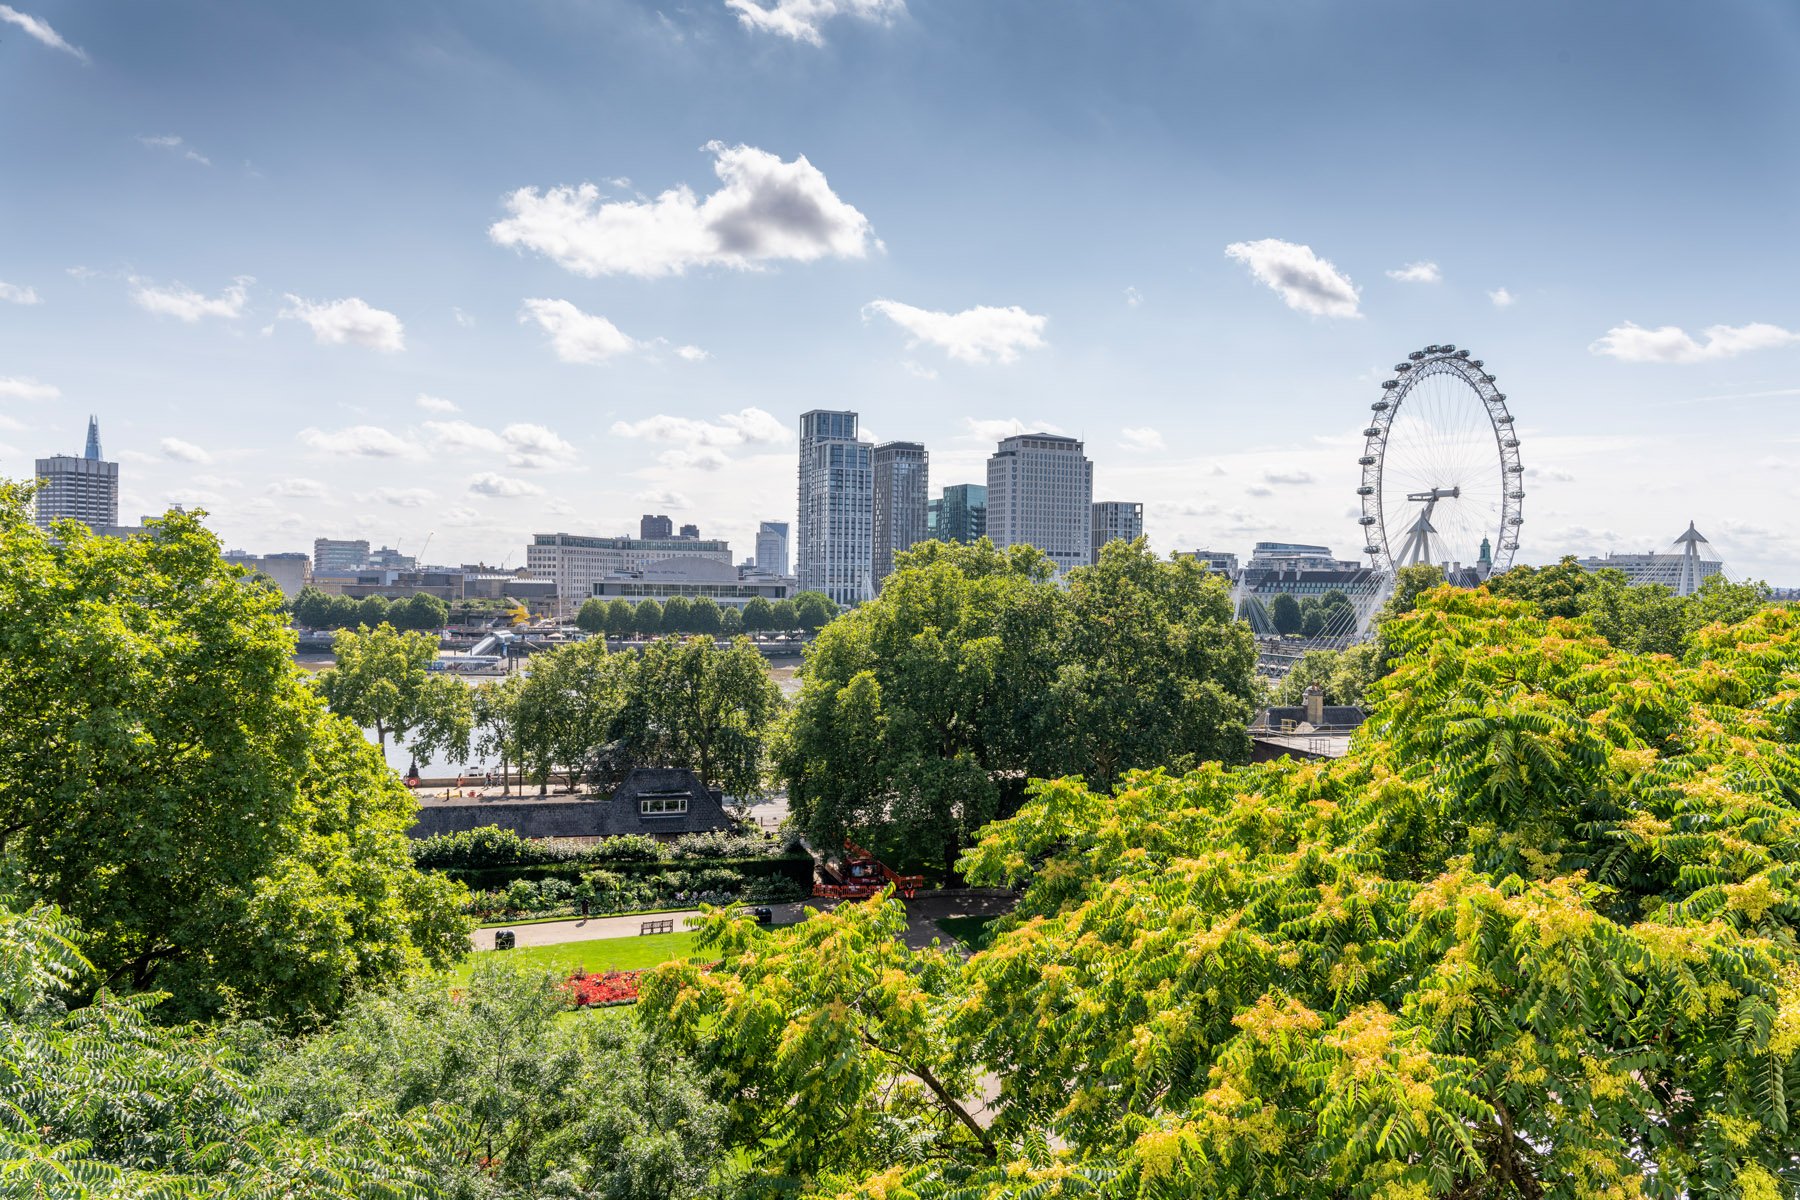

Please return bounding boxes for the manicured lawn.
[934,915,996,949]
[453,931,703,985]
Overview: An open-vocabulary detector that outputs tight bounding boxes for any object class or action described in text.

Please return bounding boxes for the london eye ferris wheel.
[1358,344,1523,574]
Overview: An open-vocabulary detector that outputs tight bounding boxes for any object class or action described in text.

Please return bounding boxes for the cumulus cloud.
[368,487,435,507]
[1489,287,1516,308]
[299,424,422,458]
[159,436,211,463]
[1589,321,1800,364]
[1385,261,1441,284]
[490,142,875,279]
[138,134,210,166]
[724,0,904,46]
[863,299,1048,364]
[130,276,248,322]
[281,295,405,352]
[423,419,578,469]
[0,5,87,61]
[1118,426,1164,453]
[658,447,731,472]
[962,417,1064,443]
[0,281,40,305]
[1262,468,1314,485]
[519,298,638,363]
[611,407,790,451]
[637,488,693,508]
[268,477,329,499]
[0,376,59,401]
[469,472,545,498]
[416,393,459,413]
[1124,285,1143,308]
[675,344,710,361]
[1224,238,1361,318]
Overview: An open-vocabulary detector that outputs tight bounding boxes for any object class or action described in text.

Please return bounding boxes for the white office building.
[987,433,1093,575]
[591,558,797,608]
[34,417,119,533]
[755,521,790,577]
[1091,500,1144,563]
[527,532,733,616]
[872,441,929,586]
[796,410,874,606]
[1576,522,1724,596]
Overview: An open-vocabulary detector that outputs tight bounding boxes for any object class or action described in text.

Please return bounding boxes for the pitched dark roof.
[408,767,738,840]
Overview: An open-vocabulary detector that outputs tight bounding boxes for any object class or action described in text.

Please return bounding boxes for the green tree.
[473,673,525,795]
[516,637,632,790]
[1039,539,1256,790]
[356,593,390,627]
[769,598,799,630]
[658,587,1800,1198]
[776,539,1066,873]
[793,590,836,632]
[741,596,775,632]
[0,486,467,1019]
[604,597,635,636]
[661,594,694,634]
[689,595,723,636]
[291,585,332,629]
[719,605,744,634]
[317,623,470,751]
[621,636,783,802]
[1268,591,1302,635]
[633,599,664,636]
[1299,605,1325,637]
[1486,554,1593,617]
[575,596,609,634]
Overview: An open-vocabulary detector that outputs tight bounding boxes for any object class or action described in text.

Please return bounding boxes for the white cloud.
[0,5,87,61]
[1224,238,1361,318]
[675,344,710,361]
[637,488,693,508]
[1590,321,1800,364]
[500,422,578,469]
[961,416,1064,444]
[130,276,248,322]
[452,307,475,328]
[611,406,790,450]
[416,393,459,413]
[1124,285,1143,308]
[658,448,730,472]
[368,486,436,507]
[268,477,329,499]
[1262,469,1314,485]
[138,134,210,166]
[1385,261,1441,284]
[519,298,638,363]
[281,295,405,352]
[863,299,1048,364]
[0,281,40,305]
[724,0,905,46]
[159,436,211,463]
[1246,485,1274,498]
[469,472,545,498]
[299,424,422,458]
[0,376,59,401]
[424,419,578,468]
[901,360,938,381]
[490,141,875,279]
[1118,426,1164,453]
[1489,287,1516,308]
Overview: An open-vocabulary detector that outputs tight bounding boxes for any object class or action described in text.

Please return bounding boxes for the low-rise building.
[591,557,797,608]
[223,550,313,600]
[527,532,734,617]
[1575,522,1723,596]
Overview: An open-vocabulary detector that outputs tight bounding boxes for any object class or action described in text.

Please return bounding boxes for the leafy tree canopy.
[0,484,467,1021]
[652,587,1800,1198]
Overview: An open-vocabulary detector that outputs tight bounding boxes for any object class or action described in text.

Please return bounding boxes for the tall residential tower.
[34,416,119,533]
[796,409,873,606]
[1091,500,1145,563]
[755,521,790,576]
[872,441,929,586]
[986,433,1093,575]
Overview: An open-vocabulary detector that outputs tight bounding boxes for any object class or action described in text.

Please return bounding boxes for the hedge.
[441,852,815,892]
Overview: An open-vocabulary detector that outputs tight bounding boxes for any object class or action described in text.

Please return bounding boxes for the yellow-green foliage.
[647,589,1800,1199]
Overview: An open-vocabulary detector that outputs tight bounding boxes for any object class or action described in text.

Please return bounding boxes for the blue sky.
[3,0,1798,578]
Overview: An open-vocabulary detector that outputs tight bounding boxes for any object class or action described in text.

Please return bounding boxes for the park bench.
[639,918,675,936]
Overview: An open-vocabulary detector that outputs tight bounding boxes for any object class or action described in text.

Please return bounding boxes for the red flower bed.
[563,968,644,1007]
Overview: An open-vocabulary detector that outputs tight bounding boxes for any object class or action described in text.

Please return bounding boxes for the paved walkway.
[470,894,1015,951]
[471,903,809,950]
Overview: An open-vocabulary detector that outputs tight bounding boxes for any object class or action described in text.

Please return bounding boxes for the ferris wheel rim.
[1358,344,1523,574]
